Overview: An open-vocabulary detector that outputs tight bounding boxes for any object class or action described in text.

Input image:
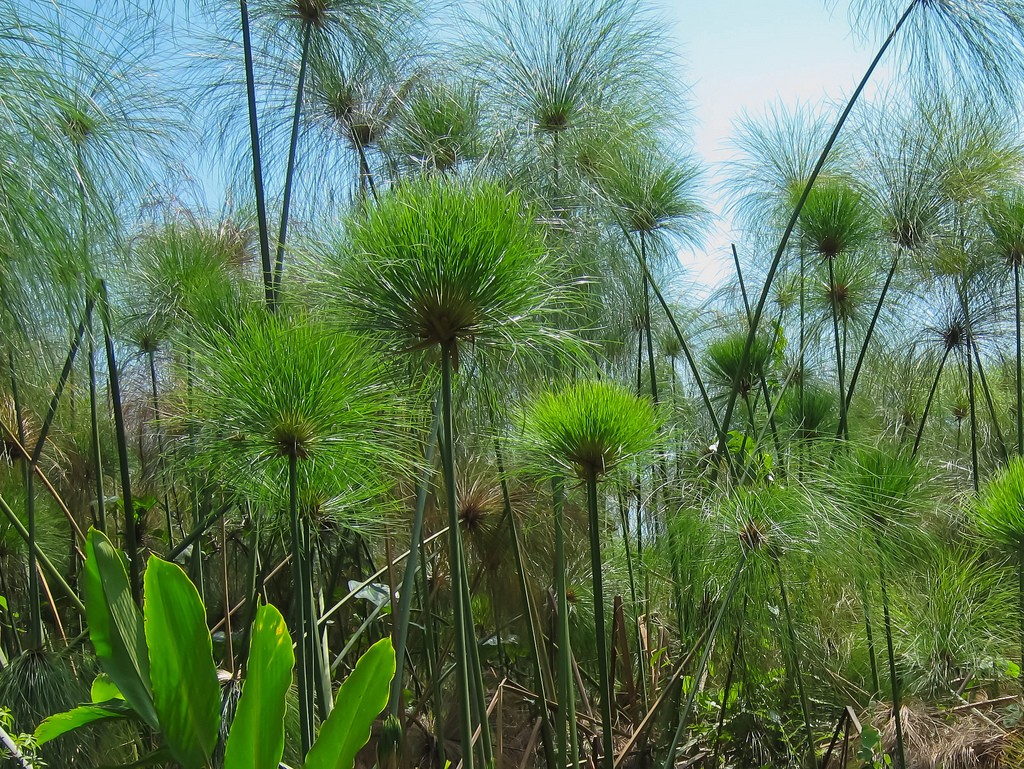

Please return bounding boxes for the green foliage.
[223,604,294,769]
[188,311,400,524]
[302,637,396,769]
[976,456,1024,548]
[705,329,776,399]
[332,175,567,362]
[143,556,221,769]
[80,529,157,729]
[797,178,876,261]
[522,379,659,477]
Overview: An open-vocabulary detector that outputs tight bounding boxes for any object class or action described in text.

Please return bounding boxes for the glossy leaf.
[223,603,294,769]
[144,555,221,769]
[82,528,157,728]
[303,637,396,769]
[35,700,134,745]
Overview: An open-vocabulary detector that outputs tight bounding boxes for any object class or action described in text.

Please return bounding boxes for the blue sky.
[663,0,894,290]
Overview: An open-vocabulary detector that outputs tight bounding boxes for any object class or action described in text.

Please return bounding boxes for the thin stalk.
[774,557,814,767]
[966,343,980,492]
[418,531,446,766]
[9,351,39,648]
[220,516,234,675]
[389,394,441,717]
[1017,261,1022,456]
[147,348,174,547]
[87,309,105,533]
[661,555,747,769]
[860,571,881,696]
[553,478,579,769]
[100,286,139,605]
[239,0,273,305]
[30,304,90,466]
[288,452,313,757]
[441,343,475,769]
[458,535,493,768]
[586,470,613,769]
[614,215,720,433]
[828,258,849,442]
[840,251,899,437]
[711,594,747,766]
[492,433,556,769]
[1019,541,1023,684]
[271,22,313,305]
[733,244,782,459]
[641,233,658,404]
[0,492,85,616]
[912,346,952,457]
[972,341,1008,462]
[716,0,920,458]
[876,539,906,769]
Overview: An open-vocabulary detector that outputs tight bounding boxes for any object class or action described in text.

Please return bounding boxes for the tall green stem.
[9,351,38,647]
[840,251,899,438]
[239,0,273,306]
[288,453,313,756]
[586,470,613,769]
[441,343,474,769]
[1017,261,1022,456]
[389,395,441,716]
[716,0,919,457]
[912,346,952,457]
[876,541,906,769]
[100,285,139,605]
[553,478,579,769]
[271,22,313,306]
[661,555,747,769]
[774,557,814,767]
[828,258,849,442]
[87,309,105,533]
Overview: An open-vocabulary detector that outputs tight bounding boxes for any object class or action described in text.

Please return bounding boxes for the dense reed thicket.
[4,1,1024,768]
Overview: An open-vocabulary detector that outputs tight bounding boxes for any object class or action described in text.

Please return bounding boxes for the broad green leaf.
[144,555,221,769]
[35,700,134,744]
[303,637,396,769]
[223,603,294,769]
[82,528,157,728]
[91,673,125,703]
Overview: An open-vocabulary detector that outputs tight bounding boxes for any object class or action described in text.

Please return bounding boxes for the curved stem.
[613,215,720,434]
[716,0,920,457]
[841,251,900,438]
[912,346,952,457]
